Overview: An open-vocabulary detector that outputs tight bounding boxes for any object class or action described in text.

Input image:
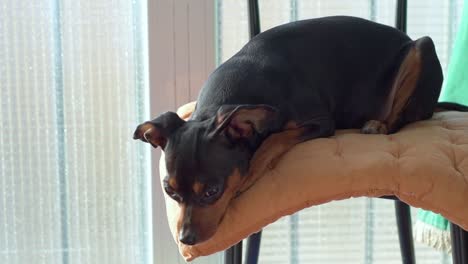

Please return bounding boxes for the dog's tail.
[435,101,468,112]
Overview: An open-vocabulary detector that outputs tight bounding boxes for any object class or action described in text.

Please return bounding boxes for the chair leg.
[225,240,243,264]
[395,0,408,32]
[246,231,262,264]
[451,223,468,264]
[451,223,461,264]
[461,227,468,264]
[395,201,415,264]
[247,0,260,38]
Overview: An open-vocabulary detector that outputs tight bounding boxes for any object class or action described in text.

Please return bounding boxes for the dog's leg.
[361,120,388,134]
[242,118,334,191]
[362,37,442,134]
[267,117,334,168]
[242,128,305,190]
[361,42,421,134]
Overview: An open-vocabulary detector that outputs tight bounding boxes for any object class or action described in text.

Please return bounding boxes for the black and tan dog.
[134,16,443,245]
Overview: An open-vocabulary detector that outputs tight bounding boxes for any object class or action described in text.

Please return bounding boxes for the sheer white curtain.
[0,1,151,264]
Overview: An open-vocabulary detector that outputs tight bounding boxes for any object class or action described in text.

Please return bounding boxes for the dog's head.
[133,104,279,245]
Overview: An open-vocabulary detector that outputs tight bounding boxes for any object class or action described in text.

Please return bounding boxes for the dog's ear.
[211,104,280,141]
[133,111,185,149]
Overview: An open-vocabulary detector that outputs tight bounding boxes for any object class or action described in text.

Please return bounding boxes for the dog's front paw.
[361,120,388,134]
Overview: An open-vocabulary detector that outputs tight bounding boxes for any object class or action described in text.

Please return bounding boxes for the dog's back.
[194,16,419,129]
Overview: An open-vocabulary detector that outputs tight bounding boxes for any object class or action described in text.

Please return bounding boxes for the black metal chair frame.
[224,1,468,263]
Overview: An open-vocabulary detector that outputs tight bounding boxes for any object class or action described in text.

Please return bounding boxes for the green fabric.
[417,210,449,230]
[415,210,452,252]
[416,0,468,249]
[439,0,468,104]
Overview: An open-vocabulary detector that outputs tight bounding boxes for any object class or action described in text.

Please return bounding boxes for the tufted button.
[333,138,342,157]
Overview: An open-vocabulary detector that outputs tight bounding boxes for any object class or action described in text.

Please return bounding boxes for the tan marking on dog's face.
[176,169,243,244]
[168,177,178,190]
[192,181,205,195]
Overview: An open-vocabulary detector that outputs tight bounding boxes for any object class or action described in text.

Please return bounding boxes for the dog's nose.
[179,231,197,245]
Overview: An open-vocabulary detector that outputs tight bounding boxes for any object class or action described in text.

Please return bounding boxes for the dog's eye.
[204,186,220,198]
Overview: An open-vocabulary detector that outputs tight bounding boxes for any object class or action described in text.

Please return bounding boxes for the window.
[216,1,464,263]
[0,1,151,263]
[218,0,464,75]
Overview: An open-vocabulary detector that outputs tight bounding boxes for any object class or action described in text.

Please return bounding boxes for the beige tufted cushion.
[159,102,468,261]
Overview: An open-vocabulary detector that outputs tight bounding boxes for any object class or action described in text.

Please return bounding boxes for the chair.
[224,1,468,263]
